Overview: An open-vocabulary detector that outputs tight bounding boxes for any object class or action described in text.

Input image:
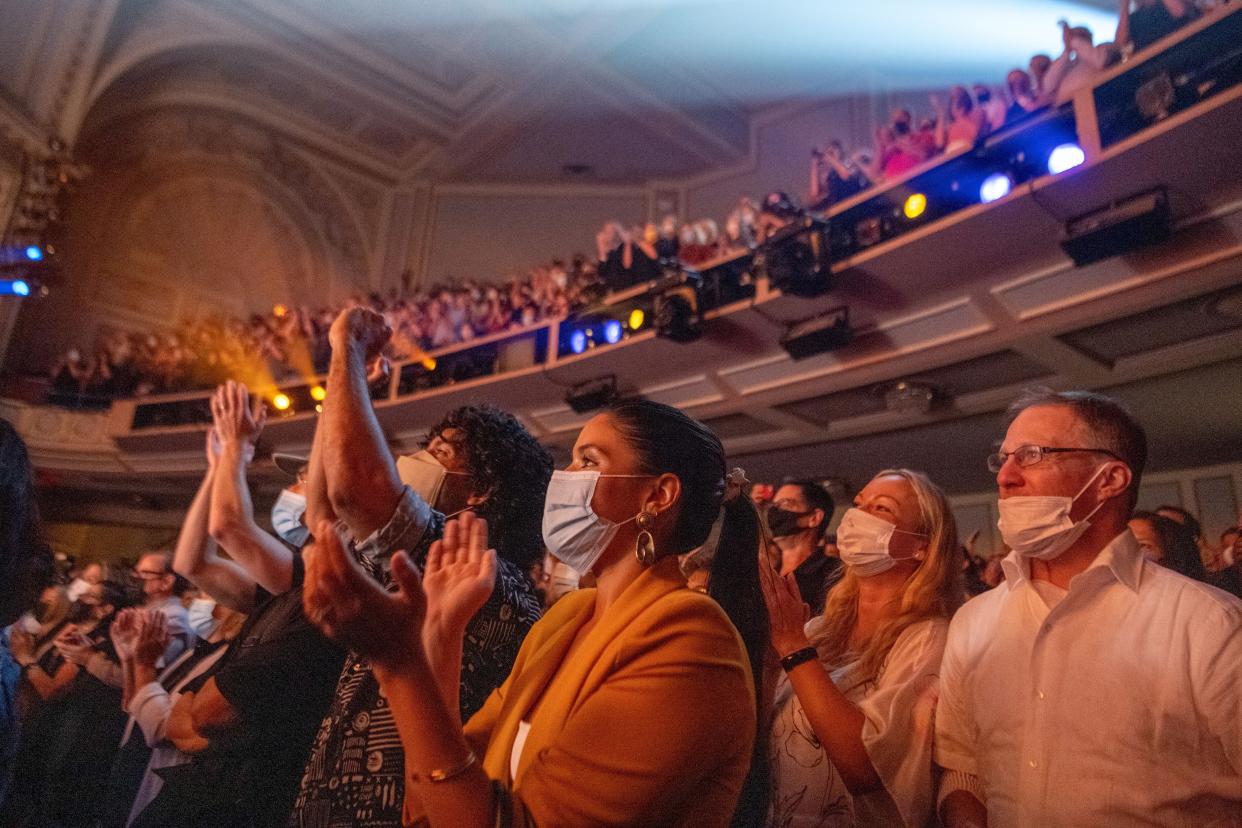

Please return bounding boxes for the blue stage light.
[1048,143,1086,175]
[569,330,587,354]
[603,319,623,344]
[1,280,31,297]
[980,172,1013,204]
[24,246,43,262]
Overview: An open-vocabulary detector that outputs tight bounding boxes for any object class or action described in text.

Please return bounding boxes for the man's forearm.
[209,441,293,592]
[174,468,216,578]
[133,660,159,690]
[322,342,403,540]
[211,443,257,538]
[305,398,334,528]
[121,657,135,709]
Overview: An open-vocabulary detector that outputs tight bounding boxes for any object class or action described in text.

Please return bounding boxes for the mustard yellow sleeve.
[508,596,755,827]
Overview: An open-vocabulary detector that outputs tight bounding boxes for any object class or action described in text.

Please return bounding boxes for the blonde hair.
[809,468,963,682]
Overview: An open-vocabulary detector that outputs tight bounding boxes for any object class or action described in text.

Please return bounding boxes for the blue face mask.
[541,470,648,576]
[271,489,310,548]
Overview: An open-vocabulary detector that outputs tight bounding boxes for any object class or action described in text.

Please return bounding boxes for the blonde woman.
[761,469,963,827]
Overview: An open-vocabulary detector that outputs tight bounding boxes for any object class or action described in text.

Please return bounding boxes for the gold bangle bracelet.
[409,750,478,784]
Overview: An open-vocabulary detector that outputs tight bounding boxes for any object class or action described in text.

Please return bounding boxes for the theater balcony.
[5,6,1242,530]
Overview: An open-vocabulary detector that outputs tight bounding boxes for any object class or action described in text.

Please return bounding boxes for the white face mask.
[271,489,309,547]
[541,470,647,577]
[396,449,470,511]
[187,597,218,636]
[997,464,1109,561]
[836,507,925,577]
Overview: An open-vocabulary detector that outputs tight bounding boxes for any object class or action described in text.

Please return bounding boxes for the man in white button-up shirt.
[936,389,1242,827]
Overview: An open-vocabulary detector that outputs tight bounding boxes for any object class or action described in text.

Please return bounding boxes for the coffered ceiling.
[2,0,1119,186]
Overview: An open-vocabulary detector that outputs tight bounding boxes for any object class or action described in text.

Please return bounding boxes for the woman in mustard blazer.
[301,400,769,827]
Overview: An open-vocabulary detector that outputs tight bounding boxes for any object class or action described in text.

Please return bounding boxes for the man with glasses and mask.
[767,479,839,615]
[935,389,1242,827]
[67,551,192,689]
[289,306,551,828]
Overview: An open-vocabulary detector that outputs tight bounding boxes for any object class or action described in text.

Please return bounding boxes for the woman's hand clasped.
[757,543,814,658]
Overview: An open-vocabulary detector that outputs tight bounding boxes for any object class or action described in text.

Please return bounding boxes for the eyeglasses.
[986,444,1122,473]
[134,569,168,580]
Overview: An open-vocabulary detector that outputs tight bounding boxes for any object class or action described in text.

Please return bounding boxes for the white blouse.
[768,617,948,828]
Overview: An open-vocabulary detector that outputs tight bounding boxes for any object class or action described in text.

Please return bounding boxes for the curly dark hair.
[425,406,552,570]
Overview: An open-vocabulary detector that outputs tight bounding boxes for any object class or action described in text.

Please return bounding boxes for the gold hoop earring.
[635,511,657,567]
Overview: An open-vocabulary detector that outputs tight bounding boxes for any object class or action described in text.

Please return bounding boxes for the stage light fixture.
[4,279,32,297]
[903,193,927,220]
[273,304,288,317]
[603,319,623,344]
[272,393,291,411]
[421,356,437,371]
[756,216,832,298]
[628,308,645,330]
[310,385,326,402]
[565,376,618,415]
[655,289,701,344]
[24,246,43,262]
[780,305,852,360]
[980,173,1013,204]
[1048,143,1086,175]
[881,380,941,414]
[1060,187,1172,266]
[569,329,588,355]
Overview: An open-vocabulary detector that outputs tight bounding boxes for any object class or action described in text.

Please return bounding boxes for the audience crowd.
[5,301,1242,826]
[39,1,1225,406]
[46,259,602,403]
[4,10,1241,825]
[809,0,1217,205]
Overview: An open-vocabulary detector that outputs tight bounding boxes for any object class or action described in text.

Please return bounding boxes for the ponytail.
[605,400,772,824]
[709,494,771,827]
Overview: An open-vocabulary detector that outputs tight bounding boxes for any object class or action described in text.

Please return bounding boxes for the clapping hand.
[133,610,170,668]
[302,519,426,671]
[757,542,813,658]
[421,512,497,650]
[54,626,96,666]
[211,381,265,454]
[9,628,35,666]
[110,608,142,661]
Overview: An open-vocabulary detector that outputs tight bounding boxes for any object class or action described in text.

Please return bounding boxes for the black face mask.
[767,507,812,538]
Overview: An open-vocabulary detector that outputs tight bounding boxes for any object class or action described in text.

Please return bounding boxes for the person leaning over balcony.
[299,399,763,827]
[1117,0,1201,53]
[289,306,550,828]
[936,389,1242,827]
[763,469,963,828]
